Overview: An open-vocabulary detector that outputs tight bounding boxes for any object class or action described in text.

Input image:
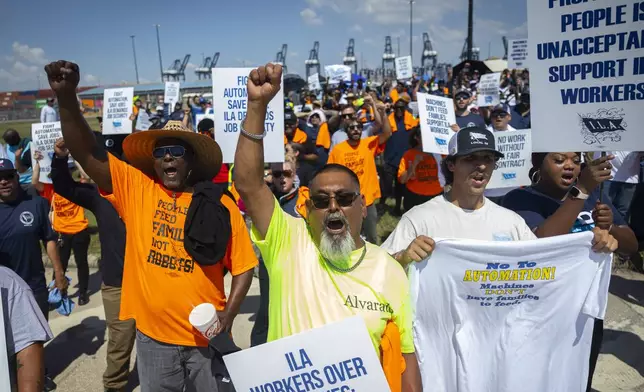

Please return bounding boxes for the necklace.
[323,245,367,273]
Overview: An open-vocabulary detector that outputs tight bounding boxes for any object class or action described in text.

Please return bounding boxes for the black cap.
[0,159,15,172]
[284,111,297,125]
[448,127,504,158]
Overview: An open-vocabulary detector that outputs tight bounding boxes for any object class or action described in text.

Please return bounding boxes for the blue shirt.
[383,117,412,167]
[455,112,486,129]
[0,193,56,293]
[502,186,625,233]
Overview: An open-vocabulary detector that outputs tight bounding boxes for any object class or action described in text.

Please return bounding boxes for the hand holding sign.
[248,64,283,106]
[578,154,614,193]
[592,202,614,231]
[44,60,80,95]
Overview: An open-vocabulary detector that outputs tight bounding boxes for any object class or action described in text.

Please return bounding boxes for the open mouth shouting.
[325,213,348,235]
[560,172,575,186]
[471,172,487,187]
[164,166,178,179]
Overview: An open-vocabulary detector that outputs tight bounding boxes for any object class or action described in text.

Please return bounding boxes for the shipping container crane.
[163,54,191,81]
[275,44,288,73]
[305,41,320,79]
[460,39,480,62]
[343,39,357,74]
[381,36,396,79]
[502,36,509,60]
[421,32,438,75]
[195,52,220,80]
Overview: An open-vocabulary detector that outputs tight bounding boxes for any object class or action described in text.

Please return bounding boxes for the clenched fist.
[247,63,282,106]
[54,138,69,158]
[44,60,80,95]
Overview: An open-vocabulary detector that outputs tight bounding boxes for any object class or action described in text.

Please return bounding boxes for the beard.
[318,212,356,263]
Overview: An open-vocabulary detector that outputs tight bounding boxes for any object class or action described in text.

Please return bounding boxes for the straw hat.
[122,121,222,182]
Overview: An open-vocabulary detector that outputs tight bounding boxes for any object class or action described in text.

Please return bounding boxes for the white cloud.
[349,24,363,33]
[300,8,323,25]
[85,74,98,83]
[11,42,48,65]
[363,38,377,46]
[185,62,197,69]
[305,0,324,7]
[290,51,299,57]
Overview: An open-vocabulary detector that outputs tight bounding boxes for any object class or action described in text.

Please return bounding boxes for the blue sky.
[0,0,527,91]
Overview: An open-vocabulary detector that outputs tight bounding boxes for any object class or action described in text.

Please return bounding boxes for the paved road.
[45,267,644,391]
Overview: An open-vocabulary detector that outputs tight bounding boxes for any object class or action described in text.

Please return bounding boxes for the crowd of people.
[0,57,641,392]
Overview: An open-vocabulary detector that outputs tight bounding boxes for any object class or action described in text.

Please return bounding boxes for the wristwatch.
[568,185,589,200]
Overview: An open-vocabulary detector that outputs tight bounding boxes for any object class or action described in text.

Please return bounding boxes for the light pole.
[409,0,414,59]
[467,0,473,60]
[154,24,164,82]
[130,35,140,84]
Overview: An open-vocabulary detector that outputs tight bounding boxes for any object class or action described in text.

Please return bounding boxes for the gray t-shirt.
[0,266,52,390]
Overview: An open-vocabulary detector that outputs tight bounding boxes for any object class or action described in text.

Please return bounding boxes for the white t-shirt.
[593,151,641,183]
[381,194,536,254]
[409,231,611,392]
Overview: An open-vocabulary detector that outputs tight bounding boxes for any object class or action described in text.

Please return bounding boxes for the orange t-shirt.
[284,128,308,145]
[388,111,419,132]
[40,184,54,204]
[327,136,383,206]
[315,123,331,150]
[397,149,443,196]
[51,193,89,235]
[108,155,258,347]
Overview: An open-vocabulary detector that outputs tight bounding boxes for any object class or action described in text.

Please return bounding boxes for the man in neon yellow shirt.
[234,63,421,391]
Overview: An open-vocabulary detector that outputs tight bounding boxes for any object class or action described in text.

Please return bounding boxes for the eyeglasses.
[0,172,16,181]
[272,170,293,178]
[309,192,360,209]
[348,125,362,131]
[152,145,186,159]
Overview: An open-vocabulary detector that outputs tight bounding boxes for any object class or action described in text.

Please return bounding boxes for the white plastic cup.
[189,303,220,339]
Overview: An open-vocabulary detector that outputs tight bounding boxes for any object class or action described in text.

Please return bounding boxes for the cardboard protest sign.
[164,82,181,111]
[528,1,644,152]
[476,73,501,107]
[508,39,529,69]
[308,73,322,91]
[0,292,10,392]
[395,56,413,80]
[224,316,390,392]
[102,87,133,135]
[417,92,457,155]
[212,68,284,163]
[488,129,532,189]
[31,122,62,184]
[324,65,352,84]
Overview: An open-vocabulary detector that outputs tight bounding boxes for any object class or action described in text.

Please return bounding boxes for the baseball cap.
[453,88,472,99]
[491,103,510,114]
[448,127,504,159]
[46,97,55,102]
[0,159,15,172]
[284,111,297,125]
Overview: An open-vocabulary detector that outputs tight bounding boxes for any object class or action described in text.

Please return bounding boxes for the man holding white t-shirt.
[382,126,618,266]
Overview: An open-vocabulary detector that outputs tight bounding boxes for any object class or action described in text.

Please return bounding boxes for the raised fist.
[44,61,80,95]
[247,63,283,106]
[53,138,69,158]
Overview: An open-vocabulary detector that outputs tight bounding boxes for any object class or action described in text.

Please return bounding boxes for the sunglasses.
[0,172,15,181]
[341,114,354,119]
[492,112,508,118]
[309,192,360,209]
[152,145,186,159]
[348,124,362,131]
[272,170,293,178]
[455,95,469,101]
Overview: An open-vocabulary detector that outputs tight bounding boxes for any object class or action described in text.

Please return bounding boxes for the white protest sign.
[164,82,181,111]
[417,92,457,155]
[324,65,352,83]
[31,122,62,184]
[195,113,215,133]
[508,39,529,69]
[212,68,284,163]
[395,56,413,80]
[476,73,501,107]
[102,87,133,135]
[308,73,322,91]
[488,129,532,189]
[135,110,151,131]
[224,317,390,392]
[528,1,644,152]
[409,101,419,117]
[0,293,9,392]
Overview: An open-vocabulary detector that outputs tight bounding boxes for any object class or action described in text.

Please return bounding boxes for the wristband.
[239,120,267,140]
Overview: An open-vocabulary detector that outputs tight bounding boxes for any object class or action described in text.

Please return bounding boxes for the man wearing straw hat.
[45,60,257,392]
